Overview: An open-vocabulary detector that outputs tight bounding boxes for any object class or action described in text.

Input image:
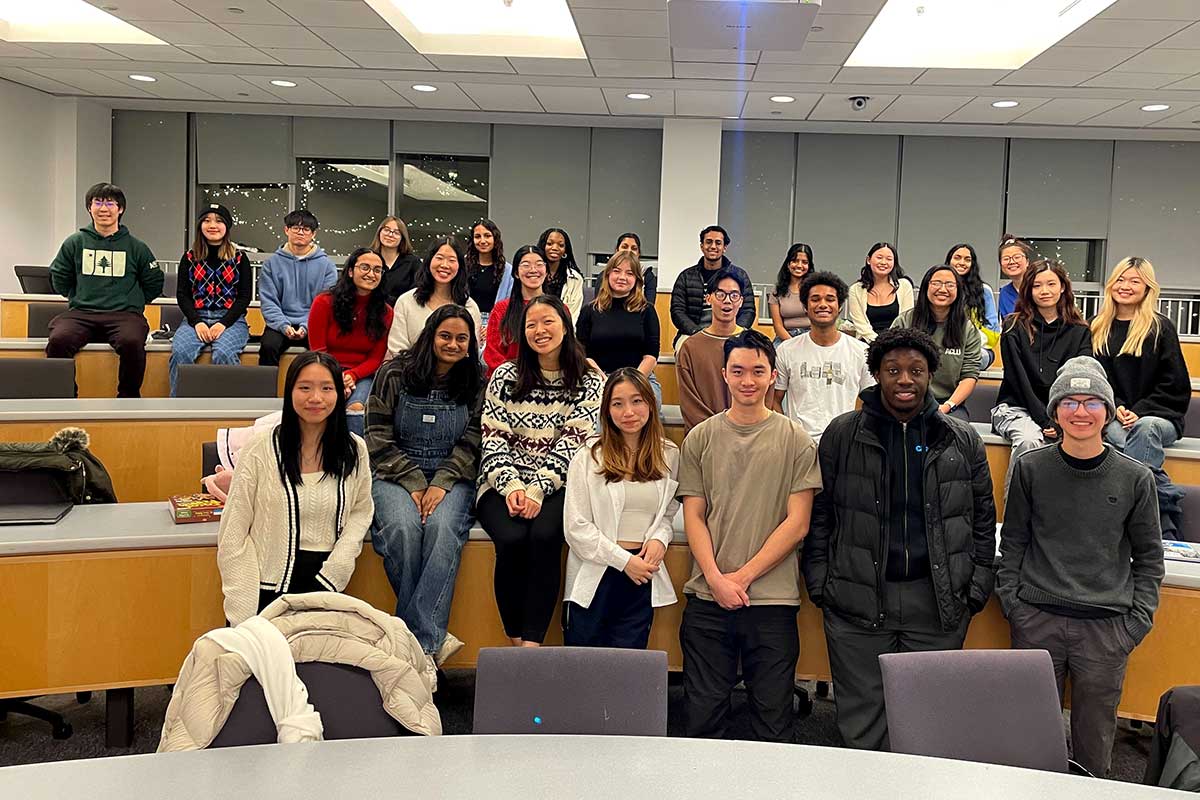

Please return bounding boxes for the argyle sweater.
[176,250,253,328]
[477,361,603,504]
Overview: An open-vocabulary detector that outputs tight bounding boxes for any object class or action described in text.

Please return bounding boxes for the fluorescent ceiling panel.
[366,0,585,59]
[0,0,165,45]
[403,165,485,203]
[847,0,1117,70]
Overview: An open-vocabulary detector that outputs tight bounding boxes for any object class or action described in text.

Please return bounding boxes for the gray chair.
[14,265,53,294]
[160,271,178,299]
[963,381,999,425]
[0,358,75,399]
[473,646,667,736]
[1185,396,1200,440]
[208,662,411,748]
[879,648,1069,773]
[1179,485,1200,544]
[27,302,66,337]
[581,283,596,308]
[176,364,278,398]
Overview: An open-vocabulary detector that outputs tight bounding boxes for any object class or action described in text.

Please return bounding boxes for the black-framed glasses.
[357,265,384,276]
[712,290,742,302]
[1058,398,1106,413]
[288,225,315,234]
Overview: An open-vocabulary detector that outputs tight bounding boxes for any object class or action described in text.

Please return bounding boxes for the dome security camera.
[849,96,870,112]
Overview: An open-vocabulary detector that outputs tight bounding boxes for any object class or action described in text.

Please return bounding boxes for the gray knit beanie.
[1047,356,1115,421]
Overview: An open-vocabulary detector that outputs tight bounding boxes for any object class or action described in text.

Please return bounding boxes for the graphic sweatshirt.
[49,224,160,313]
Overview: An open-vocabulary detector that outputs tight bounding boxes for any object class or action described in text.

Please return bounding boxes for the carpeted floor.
[0,674,1154,782]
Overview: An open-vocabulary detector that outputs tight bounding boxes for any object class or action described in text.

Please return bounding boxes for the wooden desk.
[0,294,265,339]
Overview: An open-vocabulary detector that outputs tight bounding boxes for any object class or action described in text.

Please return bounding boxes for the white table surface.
[0,397,280,422]
[0,735,1179,799]
[0,338,268,354]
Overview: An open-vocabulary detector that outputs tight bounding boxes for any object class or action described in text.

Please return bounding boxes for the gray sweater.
[997,445,1164,644]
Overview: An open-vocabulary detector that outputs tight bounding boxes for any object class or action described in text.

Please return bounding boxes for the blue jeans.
[346,376,373,437]
[647,371,663,409]
[168,314,249,396]
[370,479,475,654]
[1105,416,1184,538]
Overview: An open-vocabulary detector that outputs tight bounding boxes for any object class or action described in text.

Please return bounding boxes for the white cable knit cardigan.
[216,427,373,625]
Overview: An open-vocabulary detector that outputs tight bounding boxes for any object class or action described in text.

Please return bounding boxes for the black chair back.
[176,364,277,398]
[1185,396,1199,439]
[14,265,53,294]
[160,271,178,299]
[963,381,999,425]
[27,302,66,337]
[0,358,75,399]
[159,305,184,332]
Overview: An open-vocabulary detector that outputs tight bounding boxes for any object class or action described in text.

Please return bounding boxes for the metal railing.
[1076,291,1200,337]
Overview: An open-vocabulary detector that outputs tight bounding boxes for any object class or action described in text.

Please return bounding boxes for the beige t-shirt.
[677,411,821,605]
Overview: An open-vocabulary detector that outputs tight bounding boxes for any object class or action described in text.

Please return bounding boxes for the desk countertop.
[0,398,280,422]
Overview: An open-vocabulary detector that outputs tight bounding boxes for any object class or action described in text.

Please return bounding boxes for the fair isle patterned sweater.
[478,362,603,504]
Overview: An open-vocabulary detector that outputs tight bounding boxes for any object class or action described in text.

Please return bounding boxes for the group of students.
[41,183,1175,775]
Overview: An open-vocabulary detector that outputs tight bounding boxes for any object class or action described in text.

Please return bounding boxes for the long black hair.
[414,236,471,306]
[858,242,905,290]
[330,247,389,340]
[944,243,987,327]
[277,350,359,487]
[501,245,548,348]
[774,242,814,299]
[465,218,506,276]
[513,295,592,401]
[536,227,581,298]
[393,304,482,405]
[911,264,968,350]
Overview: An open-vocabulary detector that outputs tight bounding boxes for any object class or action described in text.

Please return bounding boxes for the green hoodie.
[49,225,161,313]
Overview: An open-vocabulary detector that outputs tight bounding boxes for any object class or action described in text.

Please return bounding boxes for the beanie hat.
[1047,356,1115,421]
[198,203,233,229]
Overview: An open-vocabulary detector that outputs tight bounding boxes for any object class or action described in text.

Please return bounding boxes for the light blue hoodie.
[258,245,338,330]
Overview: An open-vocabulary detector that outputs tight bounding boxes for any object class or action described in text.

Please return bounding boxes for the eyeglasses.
[357,265,384,276]
[91,200,119,209]
[929,280,957,290]
[712,290,742,302]
[380,227,402,237]
[1058,398,1106,413]
[1001,254,1026,265]
[288,225,315,234]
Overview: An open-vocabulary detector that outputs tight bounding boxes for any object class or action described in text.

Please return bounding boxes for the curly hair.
[799,271,848,308]
[330,247,389,341]
[867,326,941,375]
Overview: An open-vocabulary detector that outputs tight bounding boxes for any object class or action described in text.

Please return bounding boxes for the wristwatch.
[945,402,958,413]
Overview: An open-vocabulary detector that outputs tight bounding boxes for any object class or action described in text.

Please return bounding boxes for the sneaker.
[435,632,465,666]
[423,652,438,693]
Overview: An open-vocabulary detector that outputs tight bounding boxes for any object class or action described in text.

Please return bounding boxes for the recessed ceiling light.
[847,0,1117,69]
[1141,103,1171,112]
[770,95,796,103]
[365,0,585,59]
[412,84,437,92]
[991,100,1019,108]
[0,0,167,45]
[128,74,156,82]
[626,92,651,100]
[270,79,297,87]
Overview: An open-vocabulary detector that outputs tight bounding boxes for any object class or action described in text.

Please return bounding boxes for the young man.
[678,328,821,742]
[772,271,874,442]
[46,182,162,398]
[803,327,996,751]
[677,271,750,433]
[669,225,756,351]
[257,208,338,367]
[998,356,1163,777]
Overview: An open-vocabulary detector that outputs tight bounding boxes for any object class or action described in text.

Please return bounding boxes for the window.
[1026,238,1104,286]
[297,159,390,259]
[395,154,489,256]
[198,183,289,255]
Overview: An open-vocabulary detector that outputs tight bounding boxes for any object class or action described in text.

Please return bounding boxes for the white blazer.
[563,439,680,609]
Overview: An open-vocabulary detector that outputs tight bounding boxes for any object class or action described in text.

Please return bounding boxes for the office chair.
[14,265,53,294]
[962,381,999,425]
[0,359,75,399]
[26,302,66,337]
[1186,396,1199,440]
[175,364,278,398]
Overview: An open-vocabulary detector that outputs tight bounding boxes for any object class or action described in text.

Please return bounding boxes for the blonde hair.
[594,250,648,313]
[1090,256,1162,357]
[591,368,669,483]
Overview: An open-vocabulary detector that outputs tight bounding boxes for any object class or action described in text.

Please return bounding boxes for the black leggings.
[477,489,566,643]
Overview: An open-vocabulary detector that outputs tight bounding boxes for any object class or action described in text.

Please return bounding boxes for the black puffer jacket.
[669,257,756,342]
[802,387,996,632]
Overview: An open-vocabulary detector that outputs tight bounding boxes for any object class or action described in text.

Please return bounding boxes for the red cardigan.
[307,292,394,381]
[483,298,522,378]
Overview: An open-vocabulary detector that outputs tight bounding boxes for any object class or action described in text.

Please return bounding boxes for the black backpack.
[0,427,117,504]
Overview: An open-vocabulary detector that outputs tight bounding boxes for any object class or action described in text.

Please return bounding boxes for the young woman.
[371,216,422,306]
[992,259,1091,491]
[768,242,814,343]
[368,305,484,669]
[847,242,914,342]
[170,204,253,396]
[216,351,373,625]
[575,251,662,406]
[1091,256,1191,538]
[483,245,547,378]
[537,227,585,321]
[891,264,982,420]
[997,234,1034,319]
[616,232,657,300]
[563,368,679,648]
[477,295,603,646]
[386,236,483,359]
[465,218,513,325]
[946,242,1000,370]
[307,248,394,436]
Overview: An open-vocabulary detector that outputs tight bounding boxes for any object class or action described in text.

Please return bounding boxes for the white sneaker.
[423,652,438,693]
[435,632,465,666]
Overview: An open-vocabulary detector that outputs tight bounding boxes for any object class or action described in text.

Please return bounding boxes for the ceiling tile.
[96,44,204,62]
[1013,98,1128,125]
[170,72,286,101]
[752,64,839,82]
[83,0,206,22]
[819,0,886,11]
[672,48,759,64]
[425,56,515,73]
[313,78,410,106]
[0,43,53,59]
[568,0,667,8]
[239,75,349,104]
[0,67,88,94]
[385,81,481,110]
[583,36,671,60]
[807,14,874,43]
[740,92,821,119]
[807,92,898,121]
[342,51,434,70]
[136,20,246,46]
[458,83,544,112]
[674,90,745,117]
[916,68,1012,86]
[1113,48,1200,73]
[508,57,595,76]
[1024,46,1141,72]
[1157,22,1200,49]
[178,45,283,64]
[997,69,1098,87]
[674,62,754,80]
[834,67,922,85]
[601,87,674,115]
[943,96,1052,124]
[1146,105,1200,127]
[759,42,853,66]
[1163,73,1200,89]
[1060,19,1190,48]
[96,70,220,100]
[221,23,328,49]
[1083,99,1199,127]
[530,85,609,114]
[312,26,416,53]
[1082,71,1190,89]
[189,0,295,25]
[1101,0,1200,21]
[23,68,155,97]
[590,59,672,78]
[258,48,357,67]
[22,44,128,60]
[873,95,974,123]
[571,8,668,37]
[268,0,391,28]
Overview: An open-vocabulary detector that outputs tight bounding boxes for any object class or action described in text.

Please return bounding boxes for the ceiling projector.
[667,0,823,52]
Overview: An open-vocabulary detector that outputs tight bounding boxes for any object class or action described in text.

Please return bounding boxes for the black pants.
[680,597,800,742]
[477,489,565,643]
[46,309,149,398]
[256,549,330,613]
[563,552,653,649]
[258,327,309,367]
